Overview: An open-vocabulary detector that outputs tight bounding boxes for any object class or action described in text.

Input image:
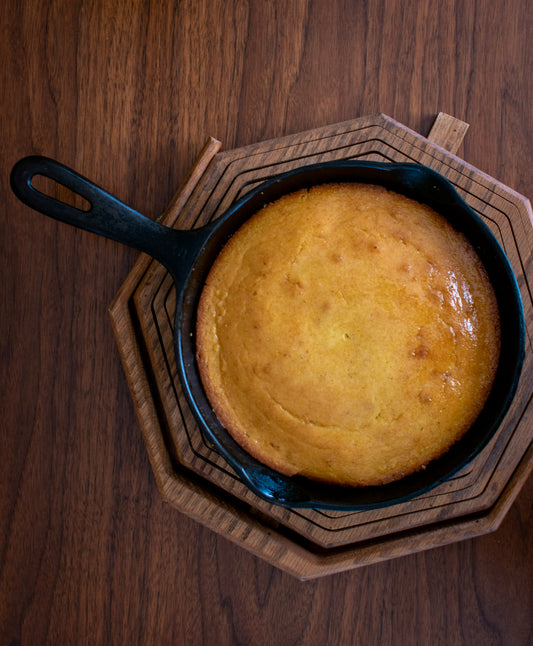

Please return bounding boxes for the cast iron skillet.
[10,156,525,510]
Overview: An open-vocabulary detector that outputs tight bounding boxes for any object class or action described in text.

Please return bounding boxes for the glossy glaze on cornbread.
[196,183,501,486]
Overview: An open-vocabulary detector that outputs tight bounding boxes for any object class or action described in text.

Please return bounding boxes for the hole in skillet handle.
[30,173,92,212]
[174,160,526,511]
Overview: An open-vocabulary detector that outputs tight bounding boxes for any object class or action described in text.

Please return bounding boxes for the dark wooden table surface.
[2,1,532,644]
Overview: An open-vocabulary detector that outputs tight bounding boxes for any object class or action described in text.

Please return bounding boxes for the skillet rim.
[172,159,526,510]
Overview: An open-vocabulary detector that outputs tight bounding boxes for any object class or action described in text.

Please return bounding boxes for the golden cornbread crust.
[196,183,501,487]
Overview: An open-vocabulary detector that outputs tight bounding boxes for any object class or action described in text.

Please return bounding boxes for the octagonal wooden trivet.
[109,114,533,579]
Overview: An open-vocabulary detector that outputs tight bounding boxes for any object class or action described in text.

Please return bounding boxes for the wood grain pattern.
[2,0,532,644]
[426,112,470,154]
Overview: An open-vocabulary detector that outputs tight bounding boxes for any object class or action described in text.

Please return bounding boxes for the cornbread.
[196,183,501,487]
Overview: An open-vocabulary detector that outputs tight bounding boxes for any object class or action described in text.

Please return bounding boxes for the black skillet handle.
[10,155,206,279]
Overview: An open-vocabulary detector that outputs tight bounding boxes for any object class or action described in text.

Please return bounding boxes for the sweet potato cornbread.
[196,183,501,487]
